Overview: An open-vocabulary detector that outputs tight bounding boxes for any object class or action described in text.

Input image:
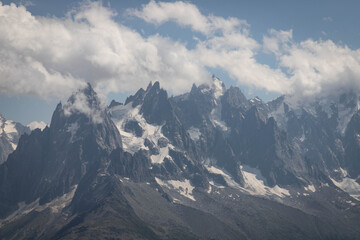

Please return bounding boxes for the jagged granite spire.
[0,84,122,217]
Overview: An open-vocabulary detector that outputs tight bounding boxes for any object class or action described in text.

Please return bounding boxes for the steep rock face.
[173,78,307,188]
[344,111,360,178]
[220,86,249,129]
[216,87,311,187]
[0,84,122,218]
[140,82,173,125]
[172,78,245,185]
[173,83,217,129]
[0,115,30,164]
[228,105,306,186]
[268,92,360,182]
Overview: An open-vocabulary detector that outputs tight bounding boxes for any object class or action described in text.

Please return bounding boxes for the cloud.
[130,1,289,94]
[280,39,360,99]
[0,0,284,100]
[131,1,360,101]
[195,32,289,93]
[63,86,106,124]
[0,1,359,103]
[322,16,333,22]
[128,0,247,35]
[262,29,360,99]
[27,121,47,130]
[0,1,210,99]
[263,29,293,56]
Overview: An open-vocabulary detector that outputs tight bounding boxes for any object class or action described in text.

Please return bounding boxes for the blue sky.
[0,0,360,125]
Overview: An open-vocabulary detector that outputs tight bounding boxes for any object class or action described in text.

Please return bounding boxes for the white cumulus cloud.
[263,29,360,99]
[27,121,47,131]
[0,1,359,103]
[129,1,289,94]
[263,29,293,56]
[0,1,210,99]
[129,0,246,36]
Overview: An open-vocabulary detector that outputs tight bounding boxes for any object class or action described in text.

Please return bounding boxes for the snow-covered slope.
[110,103,174,164]
[0,114,30,163]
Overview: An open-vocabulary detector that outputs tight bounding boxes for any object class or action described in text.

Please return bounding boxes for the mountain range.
[0,78,360,239]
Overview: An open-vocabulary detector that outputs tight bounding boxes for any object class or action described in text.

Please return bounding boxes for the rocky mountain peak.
[222,86,249,110]
[139,81,172,125]
[0,84,124,218]
[108,99,122,108]
[50,83,122,152]
[0,115,30,164]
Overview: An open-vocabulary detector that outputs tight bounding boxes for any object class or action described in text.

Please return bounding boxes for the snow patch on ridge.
[9,142,16,151]
[110,102,174,164]
[187,127,201,141]
[241,165,290,198]
[331,168,360,200]
[206,165,290,198]
[110,104,148,153]
[0,185,78,226]
[2,120,19,150]
[206,166,240,188]
[249,97,262,104]
[150,146,170,164]
[37,185,78,213]
[304,184,316,192]
[331,177,360,201]
[4,120,16,136]
[210,105,228,131]
[155,177,195,201]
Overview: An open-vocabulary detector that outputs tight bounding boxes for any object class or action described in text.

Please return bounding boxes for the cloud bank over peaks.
[130,1,289,94]
[132,1,360,101]
[0,1,210,99]
[0,1,360,103]
[264,29,360,100]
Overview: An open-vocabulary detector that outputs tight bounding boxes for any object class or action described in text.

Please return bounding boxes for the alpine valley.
[1,77,360,240]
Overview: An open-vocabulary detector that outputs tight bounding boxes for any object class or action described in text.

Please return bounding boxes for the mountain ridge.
[0,79,360,239]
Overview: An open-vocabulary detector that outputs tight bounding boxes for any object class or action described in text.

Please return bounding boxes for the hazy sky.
[0,0,360,125]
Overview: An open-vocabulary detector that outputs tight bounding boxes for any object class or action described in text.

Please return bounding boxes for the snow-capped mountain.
[1,80,360,239]
[0,114,30,164]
